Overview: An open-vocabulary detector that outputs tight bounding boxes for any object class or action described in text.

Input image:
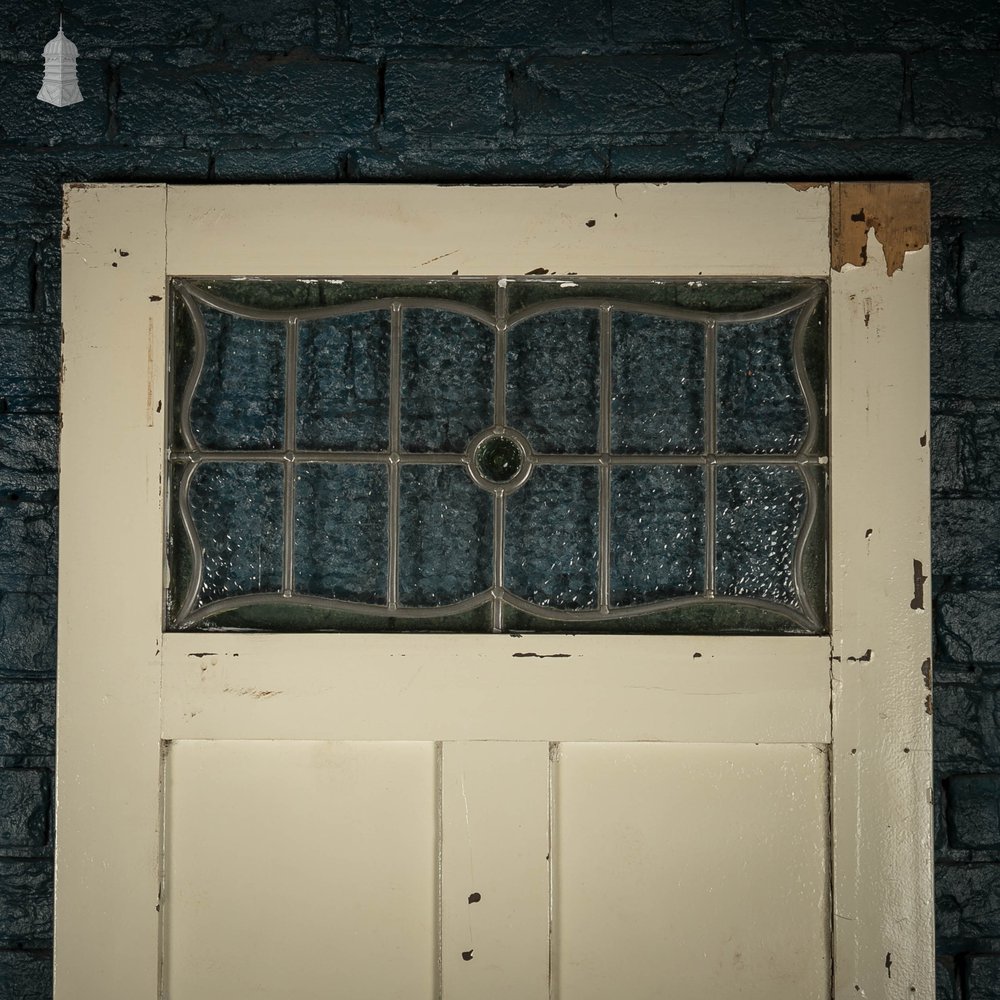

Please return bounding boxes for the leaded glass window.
[166,277,826,633]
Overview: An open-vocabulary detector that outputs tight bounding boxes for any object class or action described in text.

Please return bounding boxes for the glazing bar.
[388,303,402,610]
[598,305,613,613]
[281,318,299,596]
[705,320,717,597]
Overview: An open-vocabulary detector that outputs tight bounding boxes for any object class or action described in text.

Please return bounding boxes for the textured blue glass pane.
[191,308,285,450]
[715,465,806,607]
[188,462,284,605]
[505,466,599,609]
[294,464,388,602]
[296,312,391,451]
[400,308,494,452]
[611,466,705,605]
[716,311,807,454]
[398,465,493,606]
[612,312,704,453]
[506,309,600,453]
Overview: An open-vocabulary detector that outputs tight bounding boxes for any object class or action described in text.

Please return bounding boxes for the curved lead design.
[168,278,829,634]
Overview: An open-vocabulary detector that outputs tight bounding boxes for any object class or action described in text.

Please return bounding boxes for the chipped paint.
[223,686,282,699]
[830,183,930,277]
[910,559,928,611]
[146,319,155,427]
[786,181,828,192]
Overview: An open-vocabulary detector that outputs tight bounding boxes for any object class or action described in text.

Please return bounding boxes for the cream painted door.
[56,183,933,1000]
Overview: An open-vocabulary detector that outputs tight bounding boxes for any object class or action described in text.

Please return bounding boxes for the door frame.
[56,182,932,998]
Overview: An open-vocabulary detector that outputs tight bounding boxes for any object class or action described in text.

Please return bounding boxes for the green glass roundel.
[475,435,524,484]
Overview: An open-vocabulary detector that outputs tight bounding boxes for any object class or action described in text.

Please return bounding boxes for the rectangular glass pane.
[611,313,704,454]
[398,465,493,607]
[294,464,388,603]
[400,308,494,453]
[504,465,600,611]
[506,309,600,454]
[296,313,391,451]
[610,466,705,606]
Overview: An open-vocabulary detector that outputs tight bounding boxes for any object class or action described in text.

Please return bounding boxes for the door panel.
[554,742,830,1000]
[163,740,437,1000]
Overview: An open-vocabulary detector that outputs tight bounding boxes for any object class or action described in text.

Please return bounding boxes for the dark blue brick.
[29,2,314,54]
[0,321,60,414]
[937,958,958,1000]
[0,492,57,587]
[2,0,207,48]
[212,147,346,181]
[0,860,52,947]
[948,774,1000,849]
[913,52,1000,133]
[932,413,1000,497]
[349,0,608,47]
[0,681,54,758]
[746,0,1000,46]
[932,413,975,496]
[0,150,209,232]
[117,61,377,142]
[932,322,1000,400]
[608,139,732,179]
[0,950,51,1000]
[936,777,949,853]
[0,242,34,317]
[33,242,59,319]
[0,769,49,848]
[933,231,960,318]
[346,145,609,182]
[937,862,1000,942]
[936,591,1000,667]
[612,0,734,43]
[383,61,509,142]
[777,53,902,138]
[514,54,769,137]
[961,234,1000,318]
[935,683,1000,770]
[0,592,57,680]
[0,416,57,492]
[968,955,1000,999]
[0,60,107,146]
[743,140,1000,222]
[932,498,1000,587]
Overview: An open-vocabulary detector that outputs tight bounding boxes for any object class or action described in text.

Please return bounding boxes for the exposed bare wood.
[830,182,930,277]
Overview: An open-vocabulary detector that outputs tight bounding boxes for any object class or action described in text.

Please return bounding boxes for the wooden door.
[56,182,933,999]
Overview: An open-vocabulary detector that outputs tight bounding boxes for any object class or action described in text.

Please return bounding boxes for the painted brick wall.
[0,1,997,996]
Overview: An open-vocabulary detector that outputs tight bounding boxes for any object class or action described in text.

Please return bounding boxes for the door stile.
[55,184,169,999]
[828,184,933,997]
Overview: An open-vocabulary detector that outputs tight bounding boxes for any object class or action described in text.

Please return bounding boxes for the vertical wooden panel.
[829,184,933,998]
[56,184,167,1000]
[440,741,550,1000]
[554,742,830,1000]
[163,740,437,1000]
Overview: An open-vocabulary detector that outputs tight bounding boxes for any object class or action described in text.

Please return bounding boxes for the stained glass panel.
[167,278,827,633]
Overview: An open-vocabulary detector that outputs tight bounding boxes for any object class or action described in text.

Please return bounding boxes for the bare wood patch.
[831,183,930,277]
